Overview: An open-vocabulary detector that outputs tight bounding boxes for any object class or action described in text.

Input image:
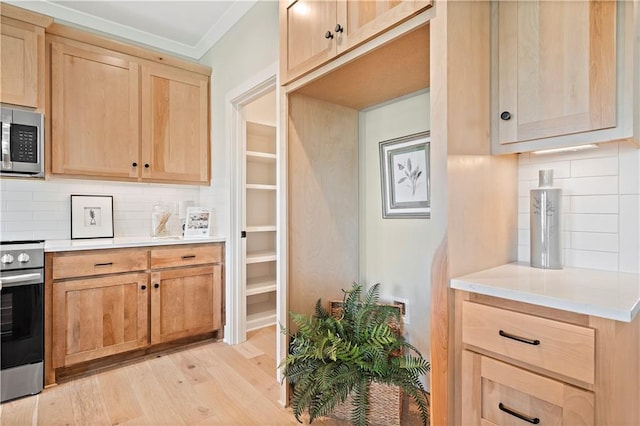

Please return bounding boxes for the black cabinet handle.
[498,403,540,424]
[144,163,150,169]
[154,283,159,289]
[325,31,333,39]
[499,330,540,346]
[132,162,138,167]
[500,111,511,120]
[94,262,113,267]
[181,255,196,260]
[335,23,343,33]
[141,285,146,290]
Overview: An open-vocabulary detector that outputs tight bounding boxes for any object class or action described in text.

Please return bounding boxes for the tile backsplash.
[518,140,640,273]
[0,179,201,241]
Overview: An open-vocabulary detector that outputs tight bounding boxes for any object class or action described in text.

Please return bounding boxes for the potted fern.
[279,283,430,426]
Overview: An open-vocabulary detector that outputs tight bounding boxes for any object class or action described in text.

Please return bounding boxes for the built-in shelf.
[246,225,277,233]
[246,250,277,264]
[246,151,276,162]
[246,276,277,296]
[247,300,277,331]
[246,184,277,191]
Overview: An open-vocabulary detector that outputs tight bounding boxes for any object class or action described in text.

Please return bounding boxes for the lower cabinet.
[457,293,640,425]
[52,272,149,368]
[150,264,222,344]
[46,242,224,385]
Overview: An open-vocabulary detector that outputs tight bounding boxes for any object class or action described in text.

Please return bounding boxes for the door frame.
[225,62,279,345]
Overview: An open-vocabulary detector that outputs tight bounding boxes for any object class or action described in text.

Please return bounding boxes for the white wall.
[198,0,279,237]
[517,140,640,273]
[360,90,433,364]
[0,178,200,241]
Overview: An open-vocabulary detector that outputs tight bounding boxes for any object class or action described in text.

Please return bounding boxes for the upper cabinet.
[141,64,209,184]
[50,41,140,179]
[281,0,431,83]
[492,0,639,154]
[46,26,211,184]
[0,4,52,110]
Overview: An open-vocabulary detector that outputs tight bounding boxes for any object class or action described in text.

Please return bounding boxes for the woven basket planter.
[328,301,404,426]
[331,382,402,426]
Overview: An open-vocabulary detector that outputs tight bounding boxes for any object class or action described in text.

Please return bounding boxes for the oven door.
[0,269,44,369]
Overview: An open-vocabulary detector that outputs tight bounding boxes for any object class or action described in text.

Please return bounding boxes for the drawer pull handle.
[498,403,540,424]
[182,255,196,260]
[94,262,113,267]
[499,330,540,346]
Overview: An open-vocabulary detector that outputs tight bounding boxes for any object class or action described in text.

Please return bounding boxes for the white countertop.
[451,262,640,322]
[45,236,226,252]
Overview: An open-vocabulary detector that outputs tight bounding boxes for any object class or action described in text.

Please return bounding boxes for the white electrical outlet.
[392,297,409,325]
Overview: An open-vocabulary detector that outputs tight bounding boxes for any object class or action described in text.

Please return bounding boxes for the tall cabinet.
[244,121,278,331]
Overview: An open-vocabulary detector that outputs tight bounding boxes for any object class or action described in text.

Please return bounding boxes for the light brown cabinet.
[50,41,140,179]
[47,28,211,184]
[457,294,640,425]
[149,244,223,344]
[493,0,616,146]
[141,64,209,184]
[46,242,224,385]
[281,0,430,83]
[0,5,51,109]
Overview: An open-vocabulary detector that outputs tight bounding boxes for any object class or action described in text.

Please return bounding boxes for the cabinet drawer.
[52,248,148,279]
[150,244,222,269]
[462,351,594,425]
[462,301,595,384]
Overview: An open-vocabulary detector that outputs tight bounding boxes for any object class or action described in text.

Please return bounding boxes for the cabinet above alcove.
[292,23,429,110]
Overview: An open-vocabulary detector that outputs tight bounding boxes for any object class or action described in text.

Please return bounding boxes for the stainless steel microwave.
[0,107,44,178]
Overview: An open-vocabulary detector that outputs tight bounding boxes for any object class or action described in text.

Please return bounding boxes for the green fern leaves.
[280,283,430,425]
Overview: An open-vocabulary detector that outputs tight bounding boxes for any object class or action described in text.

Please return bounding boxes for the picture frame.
[184,207,211,239]
[70,195,114,239]
[379,131,430,219]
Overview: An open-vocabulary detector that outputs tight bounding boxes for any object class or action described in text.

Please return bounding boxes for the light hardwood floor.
[1,326,425,425]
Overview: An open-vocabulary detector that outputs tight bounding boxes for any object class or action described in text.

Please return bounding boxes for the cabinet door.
[141,64,209,184]
[496,0,616,144]
[50,41,140,179]
[52,273,149,368]
[282,0,337,82]
[338,0,430,53]
[462,351,594,425]
[150,265,222,345]
[0,17,40,108]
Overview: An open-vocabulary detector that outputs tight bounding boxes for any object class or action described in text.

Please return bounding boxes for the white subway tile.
[564,249,619,271]
[619,195,640,273]
[518,153,531,165]
[32,201,66,211]
[564,214,618,233]
[1,191,33,201]
[1,220,59,232]
[518,180,532,196]
[518,213,529,230]
[519,161,571,181]
[518,197,530,214]
[571,157,618,177]
[562,176,618,196]
[6,200,34,211]
[570,195,619,214]
[518,244,530,262]
[571,232,618,252]
[0,211,34,221]
[33,211,67,221]
[0,230,35,241]
[619,142,640,195]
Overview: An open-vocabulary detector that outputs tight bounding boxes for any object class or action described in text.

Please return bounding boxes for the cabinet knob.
[132,162,138,167]
[500,111,511,121]
[154,283,159,289]
[325,31,333,39]
[335,24,343,33]
[141,285,146,290]
[144,163,150,169]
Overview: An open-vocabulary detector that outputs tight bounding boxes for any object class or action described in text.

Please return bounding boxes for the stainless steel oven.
[0,241,44,402]
[0,107,44,178]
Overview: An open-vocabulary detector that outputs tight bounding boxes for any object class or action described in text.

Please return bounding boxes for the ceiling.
[6,0,258,60]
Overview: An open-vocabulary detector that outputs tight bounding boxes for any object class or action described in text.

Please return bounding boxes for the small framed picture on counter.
[70,194,114,239]
[184,207,211,239]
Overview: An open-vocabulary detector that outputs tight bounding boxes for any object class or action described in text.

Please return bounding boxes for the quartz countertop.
[450,262,640,322]
[45,236,226,252]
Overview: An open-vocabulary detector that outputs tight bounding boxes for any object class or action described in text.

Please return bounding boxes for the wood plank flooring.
[1,326,426,425]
